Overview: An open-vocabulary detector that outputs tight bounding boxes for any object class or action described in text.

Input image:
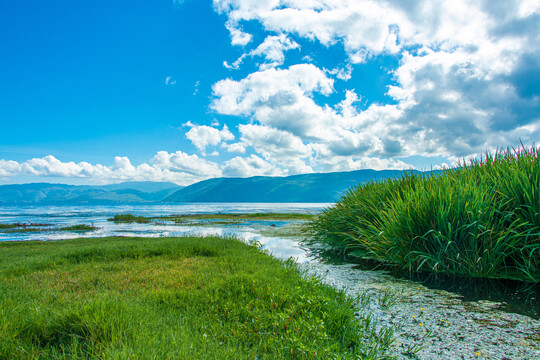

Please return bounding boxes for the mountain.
[164,169,421,203]
[0,182,183,204]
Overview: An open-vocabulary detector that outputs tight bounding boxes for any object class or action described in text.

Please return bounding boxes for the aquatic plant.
[59,224,98,232]
[108,213,151,223]
[307,145,540,282]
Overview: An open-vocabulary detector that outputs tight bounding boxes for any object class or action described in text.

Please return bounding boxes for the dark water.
[398,271,540,319]
[348,261,540,320]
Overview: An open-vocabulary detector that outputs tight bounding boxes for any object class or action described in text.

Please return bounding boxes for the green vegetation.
[0,223,96,233]
[108,214,151,223]
[157,213,314,226]
[0,223,50,230]
[307,146,540,282]
[0,236,394,359]
[58,224,98,232]
[160,212,314,221]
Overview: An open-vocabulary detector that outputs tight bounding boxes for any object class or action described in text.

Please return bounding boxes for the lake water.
[0,203,330,262]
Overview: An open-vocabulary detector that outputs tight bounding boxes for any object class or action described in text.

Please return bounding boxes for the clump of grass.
[0,222,51,230]
[108,214,151,223]
[59,224,98,232]
[0,236,394,359]
[159,213,314,222]
[307,145,540,282]
[0,222,53,233]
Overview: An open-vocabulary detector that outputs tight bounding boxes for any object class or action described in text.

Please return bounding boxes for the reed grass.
[307,145,540,282]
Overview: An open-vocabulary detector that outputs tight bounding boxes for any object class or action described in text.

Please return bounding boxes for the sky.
[1,0,539,186]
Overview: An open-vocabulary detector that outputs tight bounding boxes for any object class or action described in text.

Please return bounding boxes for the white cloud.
[0,160,21,178]
[225,34,300,70]
[184,122,235,153]
[0,153,223,186]
[238,124,313,174]
[222,154,285,177]
[165,76,176,85]
[225,19,252,46]
[214,0,405,60]
[151,151,222,179]
[327,65,353,81]
[224,142,247,153]
[212,64,335,139]
[211,0,540,167]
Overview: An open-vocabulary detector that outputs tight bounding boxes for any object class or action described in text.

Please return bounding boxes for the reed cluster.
[307,146,540,281]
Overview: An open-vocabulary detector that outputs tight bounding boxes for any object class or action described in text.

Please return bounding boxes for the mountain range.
[0,169,421,204]
[0,181,182,204]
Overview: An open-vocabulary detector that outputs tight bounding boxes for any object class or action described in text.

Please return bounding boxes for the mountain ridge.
[164,169,421,203]
[0,169,424,204]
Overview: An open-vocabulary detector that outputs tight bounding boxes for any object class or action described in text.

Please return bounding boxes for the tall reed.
[307,145,540,281]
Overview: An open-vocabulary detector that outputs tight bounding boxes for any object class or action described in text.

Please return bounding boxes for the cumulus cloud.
[224,33,300,70]
[211,0,540,167]
[212,64,335,139]
[184,122,235,153]
[222,154,285,177]
[0,153,223,186]
[225,19,252,46]
[238,124,313,174]
[214,0,405,60]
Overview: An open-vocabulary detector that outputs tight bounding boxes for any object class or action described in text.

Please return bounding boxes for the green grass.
[108,214,151,223]
[1,224,96,233]
[306,145,540,282]
[58,224,98,232]
[156,213,314,227]
[0,223,51,230]
[0,236,394,359]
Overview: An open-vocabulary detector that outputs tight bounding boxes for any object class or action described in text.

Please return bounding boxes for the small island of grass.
[0,223,97,233]
[58,224,98,232]
[107,214,151,223]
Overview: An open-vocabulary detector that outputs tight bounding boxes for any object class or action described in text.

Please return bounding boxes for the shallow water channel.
[1,203,539,359]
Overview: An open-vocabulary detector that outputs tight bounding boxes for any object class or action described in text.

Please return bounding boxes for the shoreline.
[306,261,540,359]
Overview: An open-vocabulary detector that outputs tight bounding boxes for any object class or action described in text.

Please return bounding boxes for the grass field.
[307,145,540,282]
[0,236,394,359]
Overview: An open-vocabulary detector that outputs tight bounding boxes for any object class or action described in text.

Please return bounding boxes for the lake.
[0,203,330,262]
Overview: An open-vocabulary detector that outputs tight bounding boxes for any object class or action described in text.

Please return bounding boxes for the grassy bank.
[0,236,393,359]
[307,146,540,282]
[0,223,97,233]
[108,213,313,224]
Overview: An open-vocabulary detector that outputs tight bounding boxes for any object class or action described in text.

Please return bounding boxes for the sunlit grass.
[307,145,540,282]
[0,236,394,359]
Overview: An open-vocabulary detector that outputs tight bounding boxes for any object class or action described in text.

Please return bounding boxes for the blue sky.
[1,0,539,185]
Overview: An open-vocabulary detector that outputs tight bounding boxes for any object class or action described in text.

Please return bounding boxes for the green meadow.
[307,146,540,282]
[0,236,393,360]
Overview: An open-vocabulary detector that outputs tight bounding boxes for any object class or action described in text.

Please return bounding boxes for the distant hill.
[0,182,182,204]
[164,169,421,203]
